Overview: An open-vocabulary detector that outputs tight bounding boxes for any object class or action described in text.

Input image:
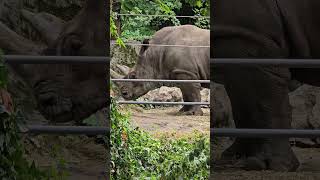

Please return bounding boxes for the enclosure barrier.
[211,58,320,68]
[22,125,109,135]
[115,13,210,19]
[210,128,320,138]
[3,54,320,137]
[3,55,110,64]
[118,101,209,105]
[111,78,210,105]
[111,79,210,83]
[110,42,210,48]
[210,58,320,138]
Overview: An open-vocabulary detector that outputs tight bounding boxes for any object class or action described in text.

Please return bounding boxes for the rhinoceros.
[212,0,320,172]
[116,25,209,115]
[0,0,108,123]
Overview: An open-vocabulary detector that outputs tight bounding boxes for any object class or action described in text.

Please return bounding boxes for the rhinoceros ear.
[139,38,150,55]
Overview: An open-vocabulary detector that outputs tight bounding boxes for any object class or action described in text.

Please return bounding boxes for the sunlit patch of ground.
[124,106,210,138]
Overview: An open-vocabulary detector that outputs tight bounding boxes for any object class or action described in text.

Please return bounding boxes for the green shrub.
[110,98,209,179]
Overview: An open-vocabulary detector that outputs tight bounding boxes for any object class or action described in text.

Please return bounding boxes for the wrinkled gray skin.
[212,0,320,172]
[1,0,108,123]
[118,25,209,115]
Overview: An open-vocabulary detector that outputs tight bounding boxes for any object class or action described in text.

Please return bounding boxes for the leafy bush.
[119,0,181,41]
[110,99,210,179]
[111,0,210,41]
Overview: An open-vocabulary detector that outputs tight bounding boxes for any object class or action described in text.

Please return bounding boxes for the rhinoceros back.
[146,25,210,81]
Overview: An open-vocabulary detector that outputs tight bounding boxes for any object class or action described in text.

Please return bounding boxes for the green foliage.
[110,12,126,47]
[111,0,210,43]
[119,0,181,41]
[0,110,46,180]
[110,99,209,179]
[45,143,70,179]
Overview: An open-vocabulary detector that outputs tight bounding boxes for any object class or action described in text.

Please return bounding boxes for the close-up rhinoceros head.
[29,0,108,123]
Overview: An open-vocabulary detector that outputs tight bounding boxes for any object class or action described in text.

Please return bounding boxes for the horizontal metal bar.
[111,79,210,83]
[116,13,210,19]
[211,58,320,68]
[3,55,110,64]
[111,42,210,48]
[211,128,320,138]
[22,125,109,135]
[118,101,210,105]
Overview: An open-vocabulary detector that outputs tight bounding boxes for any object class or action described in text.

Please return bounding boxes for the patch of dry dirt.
[24,135,107,180]
[128,106,210,138]
[211,139,320,180]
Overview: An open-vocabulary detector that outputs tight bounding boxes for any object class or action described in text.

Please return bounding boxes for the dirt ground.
[23,106,320,179]
[129,106,210,138]
[24,135,107,180]
[211,139,320,180]
[210,147,320,180]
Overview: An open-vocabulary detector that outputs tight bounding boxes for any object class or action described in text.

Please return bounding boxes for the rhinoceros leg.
[174,73,203,116]
[221,67,299,171]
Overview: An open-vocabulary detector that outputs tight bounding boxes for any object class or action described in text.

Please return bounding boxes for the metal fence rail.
[211,128,320,138]
[118,101,209,105]
[110,42,210,48]
[5,55,320,137]
[111,79,210,83]
[114,78,210,106]
[116,13,210,19]
[211,58,320,68]
[3,55,110,64]
[210,58,320,138]
[22,125,109,135]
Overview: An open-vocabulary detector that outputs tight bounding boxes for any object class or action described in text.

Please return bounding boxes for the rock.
[136,86,210,107]
[110,40,140,71]
[289,84,320,147]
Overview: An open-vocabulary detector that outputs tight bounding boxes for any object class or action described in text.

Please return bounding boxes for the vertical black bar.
[106,0,111,179]
[210,0,214,178]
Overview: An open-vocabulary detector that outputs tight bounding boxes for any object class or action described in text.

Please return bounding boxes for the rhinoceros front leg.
[220,67,299,171]
[173,71,203,116]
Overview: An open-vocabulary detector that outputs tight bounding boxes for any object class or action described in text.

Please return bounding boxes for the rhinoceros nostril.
[43,97,57,105]
[122,91,128,97]
[39,94,57,105]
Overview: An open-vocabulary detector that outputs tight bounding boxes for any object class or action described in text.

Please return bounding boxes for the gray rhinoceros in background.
[0,0,108,123]
[117,25,210,115]
[212,0,320,172]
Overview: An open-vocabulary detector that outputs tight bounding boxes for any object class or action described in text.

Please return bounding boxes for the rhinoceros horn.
[116,64,130,75]
[110,69,123,79]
